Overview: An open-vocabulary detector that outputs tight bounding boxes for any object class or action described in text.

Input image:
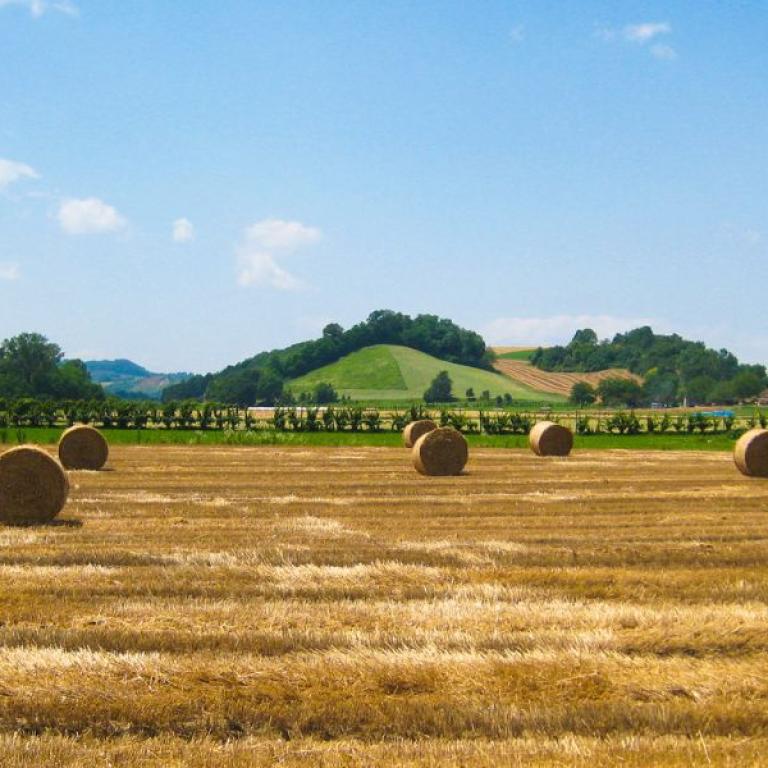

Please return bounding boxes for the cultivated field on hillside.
[1,444,767,765]
[288,344,564,402]
[495,358,642,396]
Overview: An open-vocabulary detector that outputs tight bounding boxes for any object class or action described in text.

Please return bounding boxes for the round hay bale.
[58,424,109,470]
[734,428,768,478]
[529,421,573,457]
[412,427,468,476]
[0,445,69,525]
[403,419,438,448]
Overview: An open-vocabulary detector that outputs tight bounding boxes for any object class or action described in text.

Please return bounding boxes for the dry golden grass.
[1,445,767,766]
[494,358,641,395]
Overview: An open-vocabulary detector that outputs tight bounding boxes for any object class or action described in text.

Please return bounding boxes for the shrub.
[570,382,597,406]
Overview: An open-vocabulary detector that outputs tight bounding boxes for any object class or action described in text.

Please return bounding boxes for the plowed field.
[495,358,641,396]
[2,445,767,766]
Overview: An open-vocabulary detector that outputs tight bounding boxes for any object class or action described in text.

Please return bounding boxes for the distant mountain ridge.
[85,359,192,400]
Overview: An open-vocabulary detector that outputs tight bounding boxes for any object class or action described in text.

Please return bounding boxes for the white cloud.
[0,262,20,281]
[57,197,126,235]
[0,158,39,189]
[509,25,524,44]
[235,218,321,290]
[172,217,195,243]
[483,314,660,346]
[596,21,676,60]
[650,43,677,60]
[0,0,78,16]
[623,22,670,43]
[243,218,321,251]
[236,249,302,290]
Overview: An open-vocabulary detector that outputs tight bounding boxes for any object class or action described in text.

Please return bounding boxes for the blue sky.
[1,1,766,372]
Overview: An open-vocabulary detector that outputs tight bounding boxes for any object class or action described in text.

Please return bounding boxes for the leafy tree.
[731,370,765,400]
[685,375,716,404]
[424,371,454,403]
[597,377,645,407]
[709,380,737,405]
[52,360,103,399]
[465,387,475,401]
[569,381,597,406]
[0,332,102,400]
[161,374,211,402]
[642,368,677,405]
[571,328,598,345]
[0,333,62,395]
[322,323,344,340]
[313,382,339,404]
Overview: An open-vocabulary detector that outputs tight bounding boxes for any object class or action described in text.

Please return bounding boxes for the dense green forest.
[0,333,103,401]
[163,310,494,405]
[533,327,767,405]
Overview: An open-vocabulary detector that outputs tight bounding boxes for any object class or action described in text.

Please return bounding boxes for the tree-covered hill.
[162,310,494,405]
[531,327,767,404]
[286,344,555,402]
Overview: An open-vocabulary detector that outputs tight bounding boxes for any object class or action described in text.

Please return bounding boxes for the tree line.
[534,327,767,406]
[163,310,495,405]
[0,333,103,401]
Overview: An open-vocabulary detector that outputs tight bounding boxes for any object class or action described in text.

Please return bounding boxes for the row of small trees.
[1,397,764,436]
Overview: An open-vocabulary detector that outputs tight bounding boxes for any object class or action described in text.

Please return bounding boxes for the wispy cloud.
[483,314,661,346]
[172,217,195,243]
[236,218,321,290]
[0,0,78,17]
[623,22,670,43]
[0,158,39,189]
[58,197,127,235]
[0,262,20,281]
[596,20,676,60]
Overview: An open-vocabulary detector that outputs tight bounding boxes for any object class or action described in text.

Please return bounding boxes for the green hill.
[287,344,564,402]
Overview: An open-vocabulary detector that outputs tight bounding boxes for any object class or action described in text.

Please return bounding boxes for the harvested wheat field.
[494,358,641,396]
[2,445,768,767]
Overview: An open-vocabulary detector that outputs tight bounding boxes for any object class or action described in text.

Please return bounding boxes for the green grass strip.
[0,427,736,451]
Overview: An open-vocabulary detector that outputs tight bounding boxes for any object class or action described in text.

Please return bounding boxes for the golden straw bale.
[0,445,69,525]
[402,419,438,448]
[529,420,573,457]
[734,428,768,478]
[412,427,468,476]
[58,424,109,470]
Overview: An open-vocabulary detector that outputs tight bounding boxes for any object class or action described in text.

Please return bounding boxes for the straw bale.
[58,425,109,470]
[529,421,573,457]
[734,428,768,478]
[403,419,438,448]
[412,427,468,476]
[0,445,69,525]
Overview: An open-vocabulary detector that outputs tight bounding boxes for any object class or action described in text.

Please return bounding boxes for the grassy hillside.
[493,347,536,361]
[287,344,563,402]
